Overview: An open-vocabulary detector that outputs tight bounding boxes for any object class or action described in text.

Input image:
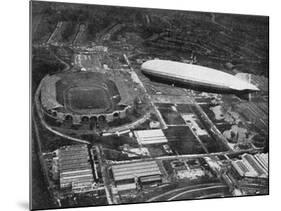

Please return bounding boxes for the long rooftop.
[111,160,161,181]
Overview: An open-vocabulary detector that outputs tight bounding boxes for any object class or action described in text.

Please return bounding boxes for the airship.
[141,60,259,93]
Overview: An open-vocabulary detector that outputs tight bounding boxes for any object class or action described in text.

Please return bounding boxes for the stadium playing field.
[67,87,111,113]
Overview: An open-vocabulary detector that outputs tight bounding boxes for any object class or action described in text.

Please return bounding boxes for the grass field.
[163,126,206,155]
[157,105,186,125]
[68,87,110,111]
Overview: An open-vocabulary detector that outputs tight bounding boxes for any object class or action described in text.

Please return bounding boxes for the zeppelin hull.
[142,70,238,94]
[141,60,259,93]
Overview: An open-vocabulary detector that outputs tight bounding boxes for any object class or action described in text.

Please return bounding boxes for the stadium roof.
[141,60,259,91]
[40,75,63,109]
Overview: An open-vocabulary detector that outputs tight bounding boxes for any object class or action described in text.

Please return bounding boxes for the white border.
[0,0,279,211]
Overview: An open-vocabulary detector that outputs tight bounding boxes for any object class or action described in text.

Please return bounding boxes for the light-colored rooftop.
[134,129,168,145]
[111,161,161,181]
[40,75,63,109]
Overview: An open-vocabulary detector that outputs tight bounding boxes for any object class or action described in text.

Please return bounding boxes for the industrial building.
[241,154,268,177]
[141,60,259,92]
[231,153,268,178]
[58,145,95,193]
[231,160,257,178]
[111,161,162,191]
[134,129,168,145]
[254,153,268,172]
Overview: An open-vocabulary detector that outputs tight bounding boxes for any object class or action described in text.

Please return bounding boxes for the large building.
[254,153,268,172]
[231,153,268,178]
[141,60,259,92]
[241,154,268,177]
[57,145,95,193]
[134,129,168,145]
[111,161,162,191]
[39,71,133,127]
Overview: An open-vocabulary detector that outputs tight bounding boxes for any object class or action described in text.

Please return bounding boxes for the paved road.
[49,48,71,72]
[32,112,61,208]
[96,145,114,204]
[167,185,227,201]
[211,13,228,31]
[47,21,63,44]
[188,94,233,152]
[110,147,258,165]
[196,192,225,199]
[147,182,223,202]
[124,54,168,129]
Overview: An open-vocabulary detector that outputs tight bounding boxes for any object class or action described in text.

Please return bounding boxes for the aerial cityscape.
[31,1,269,210]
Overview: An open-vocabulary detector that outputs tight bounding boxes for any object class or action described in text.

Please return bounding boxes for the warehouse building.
[231,153,268,178]
[241,154,268,177]
[254,153,268,172]
[231,160,256,178]
[58,145,95,193]
[134,129,168,145]
[111,161,162,191]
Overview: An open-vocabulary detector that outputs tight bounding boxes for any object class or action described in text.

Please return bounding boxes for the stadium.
[39,71,133,127]
[141,60,259,93]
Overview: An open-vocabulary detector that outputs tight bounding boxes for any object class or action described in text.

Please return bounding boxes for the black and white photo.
[30,1,269,210]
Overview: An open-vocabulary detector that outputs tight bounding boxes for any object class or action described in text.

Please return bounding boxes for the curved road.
[167,185,227,201]
[211,13,228,30]
[147,183,227,202]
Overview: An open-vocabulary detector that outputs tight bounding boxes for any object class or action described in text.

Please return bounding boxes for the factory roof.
[58,145,94,190]
[242,154,268,176]
[111,161,161,181]
[134,129,168,145]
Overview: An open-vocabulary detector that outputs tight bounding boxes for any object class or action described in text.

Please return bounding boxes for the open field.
[164,126,206,155]
[68,87,110,111]
[158,106,186,125]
